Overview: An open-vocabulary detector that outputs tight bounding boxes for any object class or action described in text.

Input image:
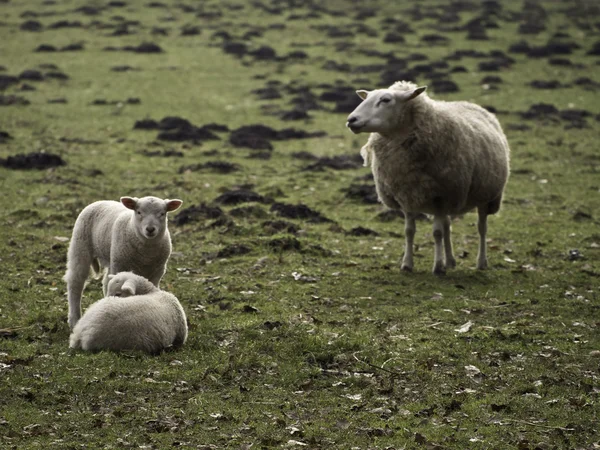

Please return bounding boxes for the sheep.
[64,196,183,328]
[346,80,510,275]
[69,271,188,353]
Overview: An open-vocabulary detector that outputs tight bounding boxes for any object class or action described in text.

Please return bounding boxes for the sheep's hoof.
[433,264,446,276]
[476,261,488,270]
[400,264,413,272]
[445,257,457,269]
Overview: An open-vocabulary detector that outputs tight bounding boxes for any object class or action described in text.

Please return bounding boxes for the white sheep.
[69,272,188,353]
[346,81,510,275]
[64,196,183,328]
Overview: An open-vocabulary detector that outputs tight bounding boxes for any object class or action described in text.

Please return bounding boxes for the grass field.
[1,0,599,448]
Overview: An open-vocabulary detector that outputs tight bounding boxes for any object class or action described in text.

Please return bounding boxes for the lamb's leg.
[476,207,488,270]
[65,263,89,329]
[432,215,446,275]
[443,215,456,269]
[401,212,416,272]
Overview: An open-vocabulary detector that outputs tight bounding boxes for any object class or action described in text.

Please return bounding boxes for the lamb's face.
[121,196,183,240]
[107,272,139,297]
[346,86,427,135]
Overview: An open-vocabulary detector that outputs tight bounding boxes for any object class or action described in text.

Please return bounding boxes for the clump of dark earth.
[262,220,299,235]
[0,152,66,170]
[172,203,225,226]
[48,20,82,29]
[587,41,600,56]
[181,25,201,36]
[291,151,318,161]
[21,20,43,32]
[342,183,379,204]
[430,79,459,93]
[0,75,19,90]
[92,98,140,105]
[229,205,269,219]
[247,151,272,160]
[0,95,30,106]
[267,236,302,251]
[270,202,331,223]
[302,154,363,171]
[213,189,270,206]
[104,42,164,53]
[217,243,252,258]
[140,149,184,157]
[20,84,36,91]
[508,40,530,53]
[48,98,67,104]
[45,71,69,80]
[0,131,13,144]
[229,124,326,150]
[134,116,222,143]
[250,45,277,60]
[377,209,406,222]
[280,109,311,121]
[482,75,502,84]
[574,77,600,89]
[178,161,240,174]
[347,226,379,237]
[111,65,140,72]
[35,44,57,52]
[19,69,44,81]
[421,34,449,44]
[530,80,562,89]
[520,103,559,120]
[384,32,405,43]
[252,86,281,100]
[223,42,247,57]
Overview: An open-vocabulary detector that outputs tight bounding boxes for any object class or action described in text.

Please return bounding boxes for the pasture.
[1,0,599,448]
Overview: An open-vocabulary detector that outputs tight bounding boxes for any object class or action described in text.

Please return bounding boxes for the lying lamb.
[69,272,188,353]
[346,81,510,275]
[64,196,183,328]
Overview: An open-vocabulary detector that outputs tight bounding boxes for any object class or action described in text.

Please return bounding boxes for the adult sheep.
[346,81,510,275]
[69,272,188,353]
[64,196,183,328]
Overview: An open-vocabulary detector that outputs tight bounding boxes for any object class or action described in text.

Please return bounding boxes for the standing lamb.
[346,81,510,275]
[69,272,188,353]
[64,196,183,328]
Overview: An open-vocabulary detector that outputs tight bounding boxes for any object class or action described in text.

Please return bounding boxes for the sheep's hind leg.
[65,265,88,329]
[432,215,446,275]
[443,215,456,269]
[401,212,416,272]
[476,207,488,270]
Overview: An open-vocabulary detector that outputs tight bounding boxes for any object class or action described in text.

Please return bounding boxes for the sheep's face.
[121,196,183,240]
[346,86,427,135]
[107,272,139,297]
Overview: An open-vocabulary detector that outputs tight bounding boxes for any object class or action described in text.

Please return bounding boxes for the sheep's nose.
[146,226,156,234]
[347,116,358,124]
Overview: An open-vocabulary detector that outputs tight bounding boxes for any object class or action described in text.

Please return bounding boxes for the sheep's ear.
[121,197,138,210]
[165,199,183,212]
[405,86,427,102]
[356,90,369,100]
[107,274,115,280]
[121,280,136,296]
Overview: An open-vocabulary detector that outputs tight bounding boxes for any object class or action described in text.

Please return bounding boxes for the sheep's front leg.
[443,215,456,269]
[432,215,446,275]
[147,266,166,288]
[476,207,488,270]
[401,212,416,272]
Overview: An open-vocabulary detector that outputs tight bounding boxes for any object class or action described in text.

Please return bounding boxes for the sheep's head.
[346,84,427,135]
[107,272,157,297]
[121,196,183,240]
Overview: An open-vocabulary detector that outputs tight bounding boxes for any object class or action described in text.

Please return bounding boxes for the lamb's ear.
[121,197,138,210]
[107,274,115,281]
[405,86,427,102]
[356,90,369,100]
[165,199,183,212]
[121,280,136,296]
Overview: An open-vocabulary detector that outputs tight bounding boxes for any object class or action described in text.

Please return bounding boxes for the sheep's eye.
[137,211,141,215]
[161,213,165,217]
[380,97,391,104]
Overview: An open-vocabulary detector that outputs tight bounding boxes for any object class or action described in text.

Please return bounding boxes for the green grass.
[1,0,599,448]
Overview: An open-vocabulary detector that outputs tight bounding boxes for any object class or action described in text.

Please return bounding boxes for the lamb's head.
[121,196,183,240]
[346,83,427,135]
[107,272,157,297]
